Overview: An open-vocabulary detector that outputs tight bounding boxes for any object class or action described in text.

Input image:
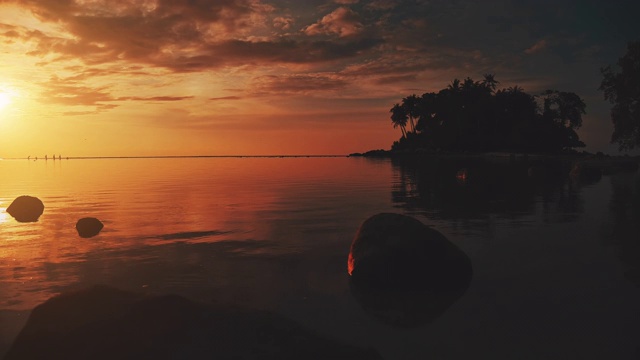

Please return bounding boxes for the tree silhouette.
[481,73,499,92]
[389,75,587,153]
[401,94,420,134]
[600,40,640,151]
[390,103,408,138]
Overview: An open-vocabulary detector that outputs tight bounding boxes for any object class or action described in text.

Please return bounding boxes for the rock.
[348,213,472,327]
[6,196,44,222]
[4,285,381,360]
[75,218,104,238]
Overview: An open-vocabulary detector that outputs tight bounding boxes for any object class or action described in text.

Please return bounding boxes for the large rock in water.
[75,217,104,238]
[6,196,44,222]
[348,213,472,327]
[4,285,381,360]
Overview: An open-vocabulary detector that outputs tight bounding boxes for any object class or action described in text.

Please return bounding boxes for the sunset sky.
[1,0,639,157]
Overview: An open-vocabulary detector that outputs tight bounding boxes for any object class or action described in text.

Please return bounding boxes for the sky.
[0,0,639,157]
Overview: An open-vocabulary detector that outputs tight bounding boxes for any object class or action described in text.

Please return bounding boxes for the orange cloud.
[303,7,363,38]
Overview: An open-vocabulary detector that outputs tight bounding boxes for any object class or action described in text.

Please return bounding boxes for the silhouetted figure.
[27,156,30,160]
[4,286,382,360]
[348,213,472,327]
[44,155,47,161]
[6,196,44,222]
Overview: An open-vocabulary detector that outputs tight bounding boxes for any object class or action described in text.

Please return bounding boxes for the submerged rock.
[5,285,381,360]
[75,217,104,238]
[6,196,44,222]
[348,213,472,327]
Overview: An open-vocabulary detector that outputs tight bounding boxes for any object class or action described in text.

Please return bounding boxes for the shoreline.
[348,149,640,174]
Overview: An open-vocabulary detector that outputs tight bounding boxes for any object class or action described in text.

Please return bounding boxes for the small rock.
[6,196,44,222]
[76,217,104,238]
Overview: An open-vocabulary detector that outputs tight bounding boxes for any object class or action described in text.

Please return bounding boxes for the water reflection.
[607,171,640,287]
[391,156,587,224]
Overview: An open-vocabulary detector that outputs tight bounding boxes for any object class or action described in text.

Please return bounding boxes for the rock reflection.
[348,213,472,327]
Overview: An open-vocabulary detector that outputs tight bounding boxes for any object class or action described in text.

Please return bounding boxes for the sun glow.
[0,92,11,111]
[0,85,19,112]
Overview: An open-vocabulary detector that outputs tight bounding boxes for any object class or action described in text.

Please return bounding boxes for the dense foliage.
[600,41,640,151]
[390,75,586,153]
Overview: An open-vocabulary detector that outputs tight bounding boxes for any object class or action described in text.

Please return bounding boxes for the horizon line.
[1,154,351,160]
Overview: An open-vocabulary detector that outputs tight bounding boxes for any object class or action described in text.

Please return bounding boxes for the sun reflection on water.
[0,207,9,225]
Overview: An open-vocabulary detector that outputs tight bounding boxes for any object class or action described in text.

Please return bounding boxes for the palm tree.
[401,94,420,134]
[482,73,499,92]
[447,79,461,91]
[507,85,523,93]
[390,103,408,138]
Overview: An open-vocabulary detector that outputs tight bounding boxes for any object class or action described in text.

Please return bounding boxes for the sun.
[0,91,11,111]
[0,85,20,112]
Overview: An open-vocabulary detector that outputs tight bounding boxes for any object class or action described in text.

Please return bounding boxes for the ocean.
[1,156,639,359]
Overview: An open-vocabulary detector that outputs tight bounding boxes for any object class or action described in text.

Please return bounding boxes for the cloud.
[524,39,548,54]
[273,16,294,31]
[123,96,194,101]
[39,74,194,114]
[374,74,417,85]
[251,74,348,95]
[365,0,398,11]
[41,76,117,107]
[3,0,380,71]
[303,7,363,37]
[62,110,105,116]
[209,96,242,101]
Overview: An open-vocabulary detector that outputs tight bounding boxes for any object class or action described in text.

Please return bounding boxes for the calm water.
[1,156,639,359]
